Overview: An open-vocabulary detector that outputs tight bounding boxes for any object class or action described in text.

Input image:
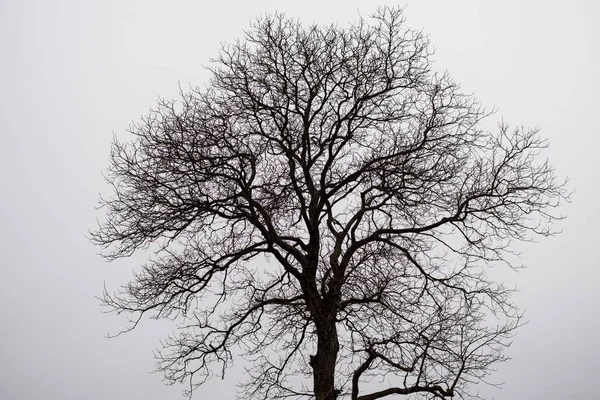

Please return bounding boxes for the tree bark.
[312,318,340,400]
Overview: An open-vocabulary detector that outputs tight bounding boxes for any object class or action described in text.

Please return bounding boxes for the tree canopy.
[92,6,568,400]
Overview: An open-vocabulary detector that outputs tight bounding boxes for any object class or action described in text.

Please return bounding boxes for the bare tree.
[91,6,568,400]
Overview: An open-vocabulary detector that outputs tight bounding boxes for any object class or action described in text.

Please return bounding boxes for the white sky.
[1,1,598,399]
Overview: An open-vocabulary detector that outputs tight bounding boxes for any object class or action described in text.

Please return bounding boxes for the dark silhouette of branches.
[91,6,568,400]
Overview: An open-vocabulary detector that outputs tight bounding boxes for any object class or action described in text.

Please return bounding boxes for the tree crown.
[92,6,568,399]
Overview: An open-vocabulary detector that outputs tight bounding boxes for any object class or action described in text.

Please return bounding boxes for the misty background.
[1,1,598,399]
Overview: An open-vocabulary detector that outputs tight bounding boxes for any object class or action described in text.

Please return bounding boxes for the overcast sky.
[1,1,598,399]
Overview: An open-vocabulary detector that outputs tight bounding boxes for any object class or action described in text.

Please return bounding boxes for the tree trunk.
[312,321,340,400]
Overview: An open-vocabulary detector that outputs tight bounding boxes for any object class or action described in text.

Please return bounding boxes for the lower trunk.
[312,323,340,400]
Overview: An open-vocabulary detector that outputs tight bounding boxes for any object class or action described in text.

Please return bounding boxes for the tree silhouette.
[92,7,568,400]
